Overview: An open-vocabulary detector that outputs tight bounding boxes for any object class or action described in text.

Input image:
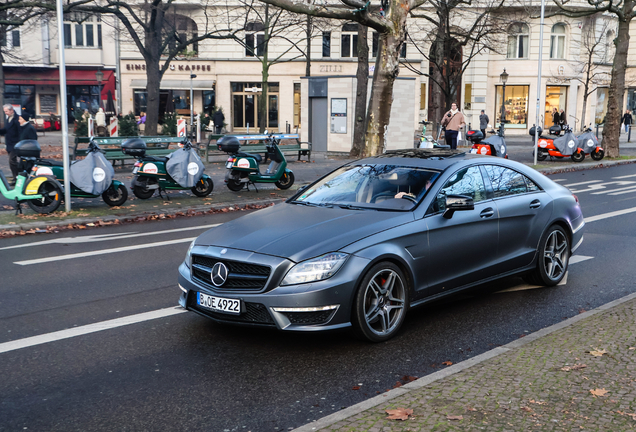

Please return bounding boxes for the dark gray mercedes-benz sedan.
[178,149,584,342]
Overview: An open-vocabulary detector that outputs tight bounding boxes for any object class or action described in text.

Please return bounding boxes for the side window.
[485,165,529,197]
[525,177,540,192]
[428,166,486,213]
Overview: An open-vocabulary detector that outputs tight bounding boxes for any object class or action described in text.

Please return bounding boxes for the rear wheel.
[591,148,605,161]
[352,262,409,342]
[571,151,585,162]
[523,225,570,286]
[536,150,547,161]
[226,179,244,191]
[275,171,295,190]
[191,177,214,197]
[132,177,156,199]
[102,183,128,206]
[26,179,62,214]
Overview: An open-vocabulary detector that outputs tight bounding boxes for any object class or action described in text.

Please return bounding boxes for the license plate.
[133,167,139,174]
[226,161,233,169]
[197,292,241,315]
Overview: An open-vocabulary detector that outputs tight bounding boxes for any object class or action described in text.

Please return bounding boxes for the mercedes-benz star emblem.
[211,262,229,287]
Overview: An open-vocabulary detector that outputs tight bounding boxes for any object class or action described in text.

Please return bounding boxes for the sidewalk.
[296,292,636,431]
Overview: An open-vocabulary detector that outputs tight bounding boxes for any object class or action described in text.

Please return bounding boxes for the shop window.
[495,85,529,127]
[550,23,566,59]
[1,29,21,48]
[507,23,529,59]
[322,32,331,57]
[545,86,568,127]
[203,89,216,117]
[245,22,265,57]
[293,83,301,128]
[3,85,35,117]
[341,23,358,58]
[63,14,102,48]
[231,82,279,130]
[595,87,609,124]
[133,90,148,116]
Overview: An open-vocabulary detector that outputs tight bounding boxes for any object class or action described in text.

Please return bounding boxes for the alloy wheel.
[543,229,569,281]
[362,269,406,337]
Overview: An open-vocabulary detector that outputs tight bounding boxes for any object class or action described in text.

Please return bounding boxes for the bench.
[202,133,312,163]
[73,136,184,165]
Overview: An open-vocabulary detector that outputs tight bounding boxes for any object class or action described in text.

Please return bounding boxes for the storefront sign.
[125,63,212,72]
[319,65,344,73]
[547,77,571,84]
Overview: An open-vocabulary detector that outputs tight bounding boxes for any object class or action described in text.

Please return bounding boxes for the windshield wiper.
[291,201,333,208]
[337,204,373,211]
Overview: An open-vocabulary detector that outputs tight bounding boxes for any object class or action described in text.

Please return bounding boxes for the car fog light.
[281,252,348,285]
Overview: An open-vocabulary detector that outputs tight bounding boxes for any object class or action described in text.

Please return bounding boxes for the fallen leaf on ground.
[386,408,412,420]
[561,364,587,371]
[441,361,453,366]
[351,386,361,390]
[521,406,533,412]
[446,415,463,421]
[616,411,636,420]
[529,400,547,405]
[590,388,609,397]
[590,349,607,357]
[392,381,403,389]
[629,347,636,350]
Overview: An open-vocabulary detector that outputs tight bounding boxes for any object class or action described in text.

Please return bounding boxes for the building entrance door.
[231,82,279,131]
[545,86,568,127]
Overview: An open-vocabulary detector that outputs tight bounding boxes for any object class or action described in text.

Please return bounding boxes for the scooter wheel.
[102,183,128,206]
[133,184,155,199]
[591,149,605,161]
[26,179,62,214]
[571,151,585,163]
[275,171,295,190]
[192,177,214,197]
[226,179,244,192]
[535,150,547,161]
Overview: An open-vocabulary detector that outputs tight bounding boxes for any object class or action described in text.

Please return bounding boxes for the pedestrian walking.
[552,108,559,127]
[213,108,225,134]
[0,104,21,183]
[440,102,465,150]
[559,109,566,126]
[18,113,38,141]
[479,110,489,138]
[622,110,633,134]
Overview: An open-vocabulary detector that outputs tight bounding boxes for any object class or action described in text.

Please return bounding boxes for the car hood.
[195,203,414,262]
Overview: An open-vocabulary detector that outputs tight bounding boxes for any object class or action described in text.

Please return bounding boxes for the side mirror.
[443,194,474,219]
[297,185,308,192]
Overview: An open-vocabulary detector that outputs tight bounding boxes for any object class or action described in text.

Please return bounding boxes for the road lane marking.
[570,180,636,194]
[0,224,221,251]
[564,180,603,188]
[591,185,636,195]
[584,206,636,223]
[569,255,594,265]
[613,174,636,179]
[497,255,593,293]
[0,307,187,355]
[13,237,197,266]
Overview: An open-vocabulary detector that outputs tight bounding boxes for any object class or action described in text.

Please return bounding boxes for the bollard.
[629,124,632,143]
[595,123,600,139]
[286,121,290,133]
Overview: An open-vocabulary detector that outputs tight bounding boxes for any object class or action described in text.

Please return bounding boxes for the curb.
[292,289,636,431]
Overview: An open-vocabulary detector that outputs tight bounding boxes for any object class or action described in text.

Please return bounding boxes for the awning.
[130,79,216,90]
[5,69,115,87]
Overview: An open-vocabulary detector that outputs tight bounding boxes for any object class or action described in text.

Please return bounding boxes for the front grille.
[192,255,271,291]
[284,310,336,325]
[188,293,275,325]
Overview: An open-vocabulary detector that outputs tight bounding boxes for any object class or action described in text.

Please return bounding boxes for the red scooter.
[466,124,508,158]
[531,125,588,163]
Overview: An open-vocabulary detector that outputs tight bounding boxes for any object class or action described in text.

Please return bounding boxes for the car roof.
[354,149,483,170]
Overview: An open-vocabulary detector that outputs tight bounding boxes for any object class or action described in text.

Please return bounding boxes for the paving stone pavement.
[302,294,636,431]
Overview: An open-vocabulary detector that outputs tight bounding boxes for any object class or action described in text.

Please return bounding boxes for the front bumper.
[178,247,370,332]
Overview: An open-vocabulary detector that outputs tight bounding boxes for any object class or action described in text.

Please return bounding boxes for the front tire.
[226,179,244,192]
[132,177,156,199]
[275,171,295,190]
[571,151,585,162]
[523,225,570,286]
[191,177,214,197]
[536,150,547,161]
[26,180,62,214]
[102,183,128,206]
[591,148,605,161]
[352,262,409,342]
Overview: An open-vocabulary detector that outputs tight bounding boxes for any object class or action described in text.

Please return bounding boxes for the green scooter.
[217,131,295,192]
[21,138,128,207]
[0,145,63,214]
[124,138,214,199]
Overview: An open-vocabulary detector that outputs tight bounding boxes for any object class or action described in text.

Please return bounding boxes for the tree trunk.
[602,15,632,157]
[429,35,447,134]
[305,15,312,77]
[259,64,269,132]
[351,24,369,157]
[0,51,5,129]
[144,59,161,136]
[581,93,588,131]
[364,24,407,156]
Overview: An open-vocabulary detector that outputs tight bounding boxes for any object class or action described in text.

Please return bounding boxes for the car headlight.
[185,240,195,268]
[281,253,348,286]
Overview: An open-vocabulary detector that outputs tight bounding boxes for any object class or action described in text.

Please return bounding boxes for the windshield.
[293,165,440,211]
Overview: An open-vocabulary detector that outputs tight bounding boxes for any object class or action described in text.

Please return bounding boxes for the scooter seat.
[236,152,262,163]
[143,156,169,163]
[38,159,63,167]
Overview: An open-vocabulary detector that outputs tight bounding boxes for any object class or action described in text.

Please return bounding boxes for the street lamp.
[500,68,509,125]
[190,73,197,141]
[95,69,104,111]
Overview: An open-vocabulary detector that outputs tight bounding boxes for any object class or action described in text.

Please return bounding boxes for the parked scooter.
[217,131,295,191]
[124,138,213,199]
[2,140,63,214]
[467,123,508,158]
[21,137,128,207]
[576,125,605,161]
[531,124,586,162]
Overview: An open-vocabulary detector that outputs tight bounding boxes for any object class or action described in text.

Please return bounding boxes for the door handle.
[480,208,495,218]
[529,199,541,209]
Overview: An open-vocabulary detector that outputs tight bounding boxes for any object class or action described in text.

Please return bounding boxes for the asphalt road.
[1,164,636,432]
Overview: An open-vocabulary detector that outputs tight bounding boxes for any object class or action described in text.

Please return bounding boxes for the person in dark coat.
[622,110,633,133]
[559,109,566,126]
[552,108,559,127]
[18,113,38,141]
[0,104,21,183]
[479,110,489,138]
[213,108,225,134]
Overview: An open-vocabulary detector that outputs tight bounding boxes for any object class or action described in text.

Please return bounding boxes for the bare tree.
[350,23,369,157]
[548,0,635,158]
[406,0,507,132]
[75,0,241,136]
